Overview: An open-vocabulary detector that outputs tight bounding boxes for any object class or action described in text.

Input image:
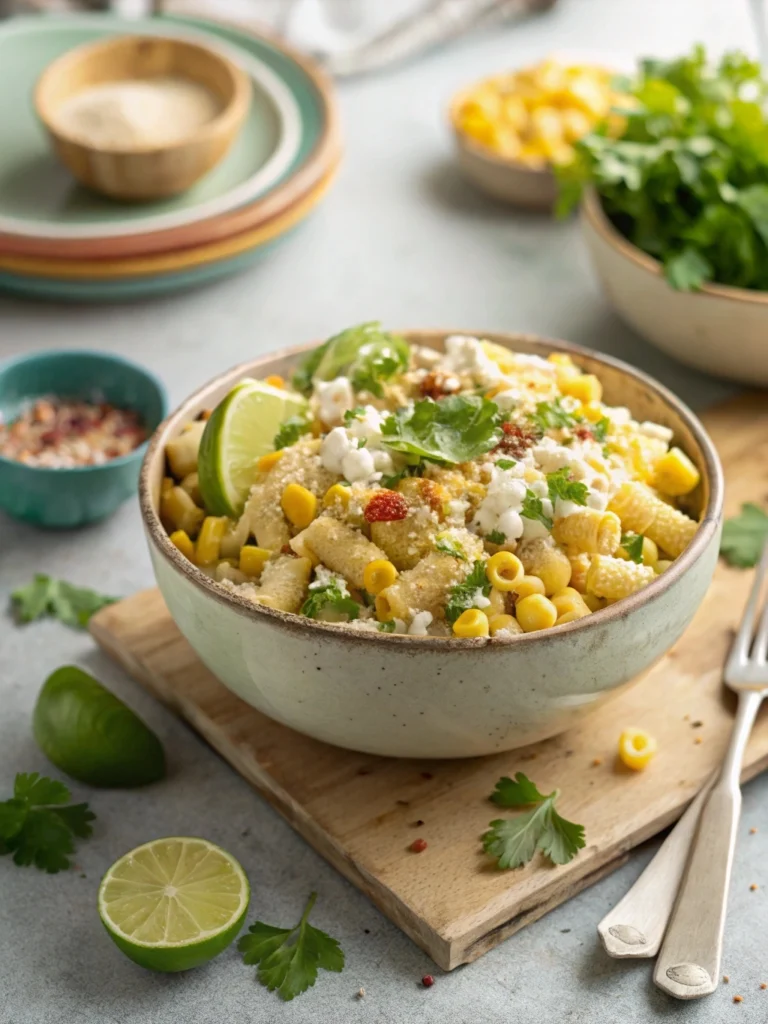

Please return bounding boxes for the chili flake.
[494,422,539,459]
[364,491,409,523]
[422,975,435,988]
[410,838,428,853]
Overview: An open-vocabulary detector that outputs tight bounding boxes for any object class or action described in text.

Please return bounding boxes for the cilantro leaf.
[274,416,311,450]
[380,464,424,490]
[491,772,550,807]
[435,535,467,561]
[720,503,768,567]
[239,892,344,1001]
[343,407,366,425]
[378,620,397,633]
[486,529,507,545]
[0,773,95,873]
[530,398,581,433]
[445,561,491,624]
[293,323,409,398]
[381,395,503,466]
[546,467,589,508]
[592,417,611,443]
[11,576,116,629]
[483,774,585,869]
[520,489,553,531]
[496,458,516,470]
[664,247,712,291]
[621,532,645,563]
[301,577,359,621]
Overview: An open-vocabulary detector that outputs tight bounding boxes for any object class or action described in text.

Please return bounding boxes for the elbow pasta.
[161,329,703,637]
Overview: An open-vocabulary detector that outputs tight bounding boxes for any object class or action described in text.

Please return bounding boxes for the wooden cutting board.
[90,393,768,972]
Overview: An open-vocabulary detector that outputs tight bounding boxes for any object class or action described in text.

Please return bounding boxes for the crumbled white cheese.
[309,565,349,594]
[315,377,354,427]
[605,405,631,426]
[521,515,551,541]
[320,426,351,474]
[347,405,386,446]
[408,611,433,635]
[637,421,674,443]
[473,471,527,538]
[497,508,523,540]
[446,498,470,525]
[439,335,501,383]
[554,498,580,520]
[372,449,395,474]
[586,489,609,511]
[509,353,557,372]
[472,589,491,609]
[342,446,376,483]
[492,388,521,411]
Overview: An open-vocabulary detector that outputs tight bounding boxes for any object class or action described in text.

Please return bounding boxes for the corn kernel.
[618,728,657,771]
[583,592,606,612]
[580,402,605,424]
[264,375,285,389]
[515,594,557,632]
[655,559,673,574]
[556,608,590,624]
[169,529,196,564]
[511,574,546,599]
[489,613,523,637]
[161,485,204,538]
[653,447,701,497]
[281,483,318,529]
[196,516,228,565]
[453,608,490,638]
[487,551,525,591]
[239,545,271,577]
[161,476,174,496]
[258,449,284,473]
[323,483,351,509]
[363,559,398,595]
[561,373,602,404]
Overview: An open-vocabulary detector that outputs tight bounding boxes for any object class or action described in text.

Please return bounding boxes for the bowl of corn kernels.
[449,58,630,209]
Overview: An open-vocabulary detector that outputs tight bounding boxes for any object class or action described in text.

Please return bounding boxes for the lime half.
[98,837,250,972]
[197,378,308,517]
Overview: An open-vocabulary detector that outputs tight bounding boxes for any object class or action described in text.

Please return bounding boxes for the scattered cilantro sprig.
[520,489,553,531]
[496,458,517,470]
[301,577,359,621]
[621,533,645,563]
[720,503,768,567]
[238,892,344,1001]
[592,417,611,443]
[381,395,503,467]
[11,576,116,629]
[482,773,585,869]
[546,467,588,508]
[435,535,467,560]
[486,529,507,545]
[274,416,311,450]
[0,773,95,873]
[557,46,768,293]
[445,561,491,624]
[530,398,581,433]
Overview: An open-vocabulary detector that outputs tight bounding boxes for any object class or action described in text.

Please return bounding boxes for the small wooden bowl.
[448,93,557,211]
[35,34,251,201]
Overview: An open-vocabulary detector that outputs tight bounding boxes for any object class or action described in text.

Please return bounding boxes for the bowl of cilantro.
[559,46,768,386]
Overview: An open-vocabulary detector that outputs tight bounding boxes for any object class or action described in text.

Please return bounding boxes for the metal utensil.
[654,538,768,1000]
[597,773,715,958]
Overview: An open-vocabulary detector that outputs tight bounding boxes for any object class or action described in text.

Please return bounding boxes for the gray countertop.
[2,2,766,1021]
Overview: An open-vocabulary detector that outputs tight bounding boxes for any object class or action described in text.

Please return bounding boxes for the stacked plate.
[0,14,340,301]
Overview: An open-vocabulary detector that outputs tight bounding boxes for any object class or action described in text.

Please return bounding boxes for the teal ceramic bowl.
[0,350,167,527]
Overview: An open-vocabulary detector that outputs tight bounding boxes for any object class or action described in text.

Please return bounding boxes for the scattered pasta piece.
[618,728,657,771]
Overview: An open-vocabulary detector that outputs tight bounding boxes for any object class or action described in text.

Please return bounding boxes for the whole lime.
[33,665,165,787]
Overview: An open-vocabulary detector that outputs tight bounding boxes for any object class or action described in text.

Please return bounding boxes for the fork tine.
[753,602,768,663]
[726,537,768,676]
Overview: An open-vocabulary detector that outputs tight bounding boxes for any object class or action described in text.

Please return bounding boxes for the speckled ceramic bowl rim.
[583,189,768,306]
[0,349,168,475]
[140,330,723,650]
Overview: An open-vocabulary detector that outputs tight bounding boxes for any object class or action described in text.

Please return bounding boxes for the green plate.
[0,15,306,240]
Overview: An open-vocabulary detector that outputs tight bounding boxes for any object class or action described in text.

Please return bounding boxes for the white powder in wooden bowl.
[54,77,223,149]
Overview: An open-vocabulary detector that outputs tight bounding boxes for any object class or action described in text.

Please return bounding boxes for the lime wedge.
[33,666,165,788]
[197,378,308,517]
[99,837,250,972]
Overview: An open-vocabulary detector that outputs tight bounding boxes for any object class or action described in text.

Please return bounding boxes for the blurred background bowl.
[0,350,167,528]
[450,125,557,209]
[581,189,768,387]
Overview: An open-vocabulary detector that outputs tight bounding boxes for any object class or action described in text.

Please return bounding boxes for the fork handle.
[654,689,763,1000]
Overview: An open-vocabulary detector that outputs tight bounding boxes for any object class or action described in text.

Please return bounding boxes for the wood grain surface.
[90,393,768,971]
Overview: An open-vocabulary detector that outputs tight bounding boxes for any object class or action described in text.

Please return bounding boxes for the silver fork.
[653,538,768,1000]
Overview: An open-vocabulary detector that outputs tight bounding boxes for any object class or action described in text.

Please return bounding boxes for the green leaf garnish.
[238,892,344,1001]
[292,323,409,398]
[378,620,397,633]
[520,489,553,531]
[445,561,491,624]
[720,503,768,567]
[381,395,503,466]
[301,577,360,621]
[530,398,581,433]
[11,576,116,629]
[483,772,585,868]
[496,458,517,470]
[343,407,366,425]
[435,534,467,560]
[546,467,589,508]
[621,532,645,563]
[274,415,311,450]
[592,417,611,443]
[486,529,507,545]
[555,47,768,292]
[0,773,95,873]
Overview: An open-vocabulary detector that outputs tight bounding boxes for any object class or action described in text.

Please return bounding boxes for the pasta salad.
[160,325,702,639]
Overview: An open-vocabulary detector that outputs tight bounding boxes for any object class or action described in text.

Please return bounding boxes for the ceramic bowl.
[0,351,167,528]
[35,34,251,200]
[581,190,768,386]
[139,330,723,759]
